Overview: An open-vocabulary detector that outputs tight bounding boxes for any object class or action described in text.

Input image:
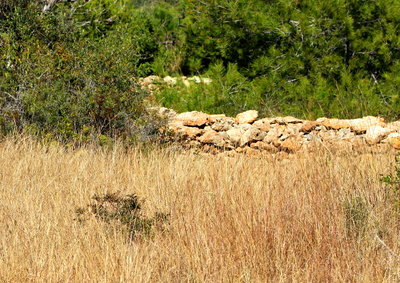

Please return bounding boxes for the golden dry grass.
[0,137,400,282]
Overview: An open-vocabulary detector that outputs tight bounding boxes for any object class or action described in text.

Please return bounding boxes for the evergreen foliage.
[152,0,400,118]
[0,0,154,142]
[1,0,400,142]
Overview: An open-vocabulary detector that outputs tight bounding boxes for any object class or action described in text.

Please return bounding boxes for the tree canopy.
[1,0,400,141]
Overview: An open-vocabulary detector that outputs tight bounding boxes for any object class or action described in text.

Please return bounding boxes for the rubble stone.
[236,110,258,124]
[240,128,266,147]
[364,126,395,145]
[301,121,319,132]
[173,111,209,127]
[198,130,226,147]
[348,116,385,133]
[388,136,400,149]
[280,137,302,152]
[163,108,400,154]
[253,119,271,131]
[211,118,236,131]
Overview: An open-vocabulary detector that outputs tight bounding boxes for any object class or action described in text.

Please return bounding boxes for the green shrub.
[76,192,169,240]
[0,0,165,143]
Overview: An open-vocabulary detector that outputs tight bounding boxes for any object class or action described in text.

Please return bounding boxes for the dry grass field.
[1,136,400,282]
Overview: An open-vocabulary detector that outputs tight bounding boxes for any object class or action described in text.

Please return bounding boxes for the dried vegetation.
[0,137,399,282]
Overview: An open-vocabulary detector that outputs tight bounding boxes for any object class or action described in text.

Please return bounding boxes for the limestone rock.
[198,130,226,147]
[315,125,327,131]
[272,116,303,125]
[285,123,303,135]
[317,118,351,130]
[226,124,255,145]
[386,121,400,131]
[169,123,203,138]
[348,116,385,133]
[337,128,354,139]
[237,123,254,131]
[387,132,400,139]
[211,118,236,131]
[280,137,302,152]
[173,111,209,127]
[197,130,217,143]
[279,133,289,141]
[202,78,213,84]
[235,147,245,153]
[300,121,319,132]
[139,75,160,87]
[188,76,202,83]
[387,135,400,149]
[202,144,220,155]
[303,132,318,142]
[185,76,213,84]
[318,130,339,141]
[163,76,177,85]
[208,114,227,123]
[240,127,266,147]
[316,116,385,133]
[160,106,396,153]
[226,128,244,145]
[263,126,285,144]
[236,110,258,124]
[381,132,400,144]
[253,119,271,131]
[364,126,395,145]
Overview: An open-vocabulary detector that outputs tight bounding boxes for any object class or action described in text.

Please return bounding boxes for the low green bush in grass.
[76,192,169,240]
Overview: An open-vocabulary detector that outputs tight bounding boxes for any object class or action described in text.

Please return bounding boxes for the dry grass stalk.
[0,136,399,282]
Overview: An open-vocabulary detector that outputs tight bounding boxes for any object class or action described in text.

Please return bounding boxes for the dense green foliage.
[0,0,156,142]
[150,0,400,119]
[1,0,400,142]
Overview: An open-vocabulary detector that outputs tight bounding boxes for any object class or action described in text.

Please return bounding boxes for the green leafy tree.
[0,0,158,142]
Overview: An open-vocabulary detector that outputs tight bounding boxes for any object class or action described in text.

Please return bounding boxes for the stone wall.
[153,107,400,154]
